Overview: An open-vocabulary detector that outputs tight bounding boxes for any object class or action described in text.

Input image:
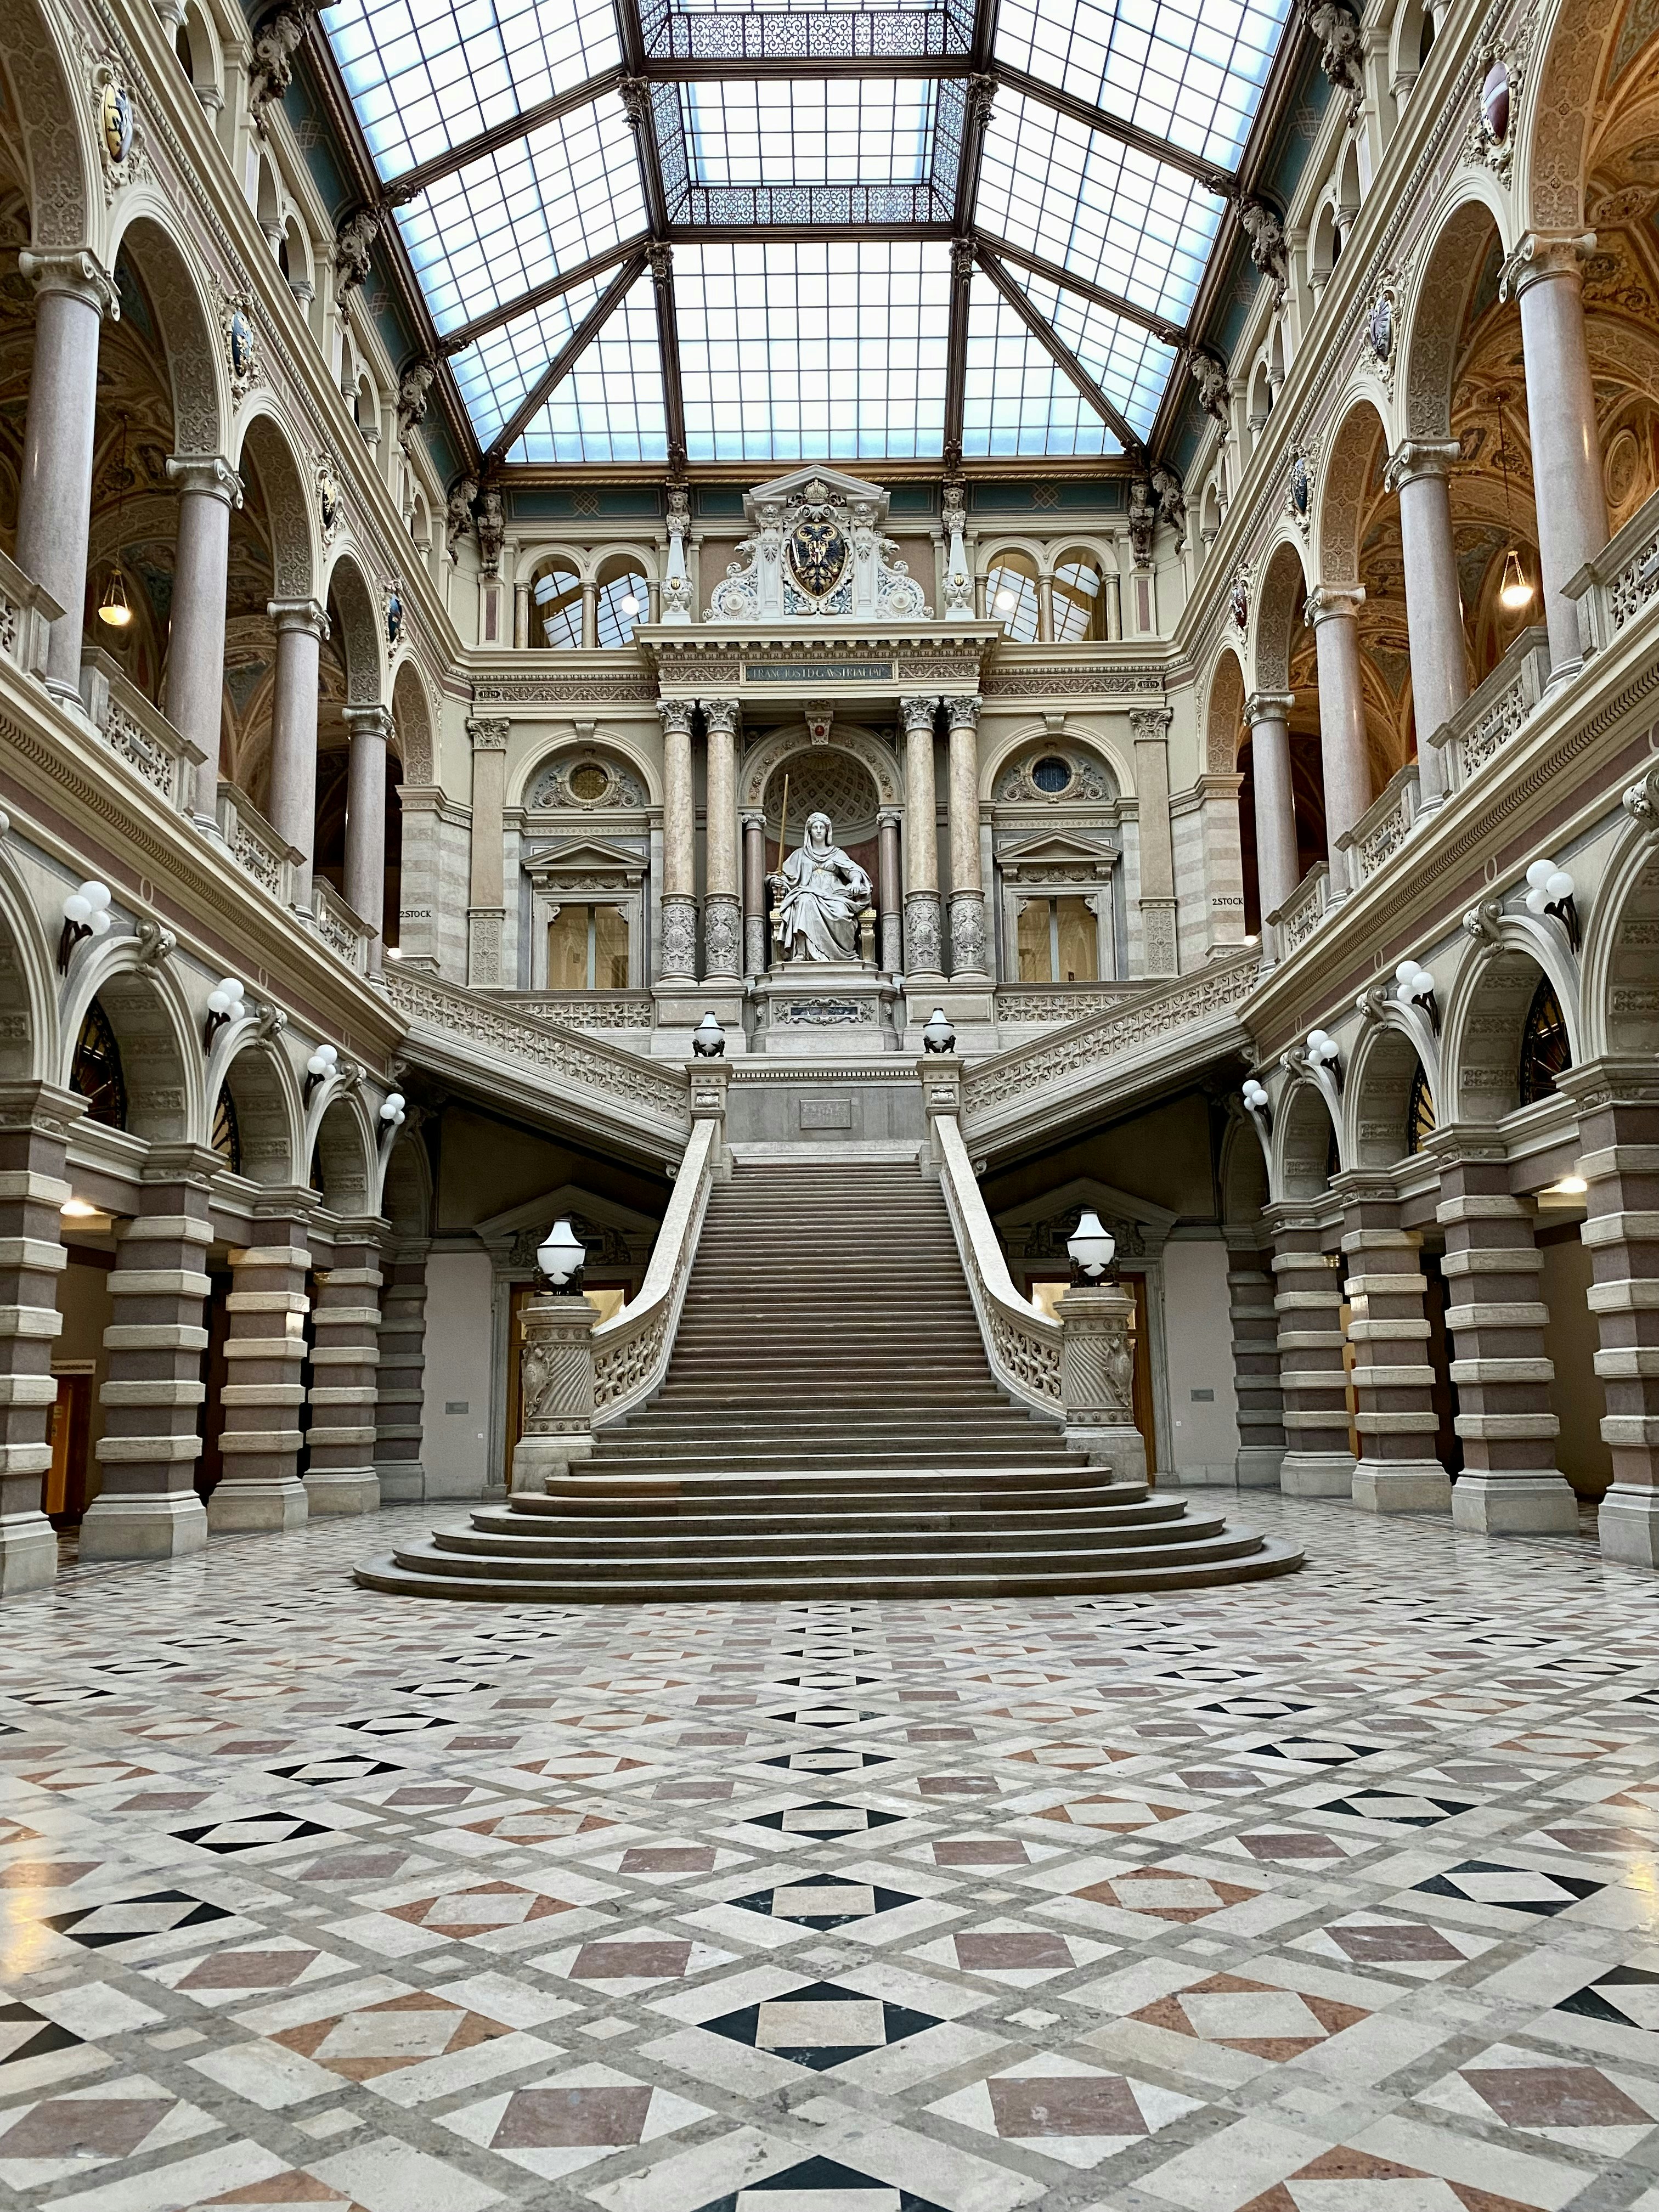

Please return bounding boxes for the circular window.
[1031,755,1073,795]
[568,761,610,802]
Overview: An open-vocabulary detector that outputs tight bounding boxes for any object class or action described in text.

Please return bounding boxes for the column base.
[1353,1457,1452,1514]
[79,1490,208,1560]
[1234,1446,1285,1488]
[304,1469,381,1515]
[1066,1423,1147,1483]
[0,1507,59,1595]
[375,1462,426,1503]
[1452,1470,1579,1534]
[1598,1481,1659,1564]
[512,1434,594,1492]
[1279,1450,1355,1498]
[207,1478,308,1532]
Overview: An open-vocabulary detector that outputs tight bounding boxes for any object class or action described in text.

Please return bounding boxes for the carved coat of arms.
[789,510,847,599]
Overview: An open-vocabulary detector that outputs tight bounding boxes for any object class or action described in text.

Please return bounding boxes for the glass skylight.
[674,241,951,460]
[681,78,934,185]
[961,276,1116,457]
[638,0,971,65]
[994,0,1289,168]
[321,0,620,182]
[394,94,646,336]
[1006,266,1178,438]
[975,88,1221,324]
[508,278,668,463]
[447,279,611,449]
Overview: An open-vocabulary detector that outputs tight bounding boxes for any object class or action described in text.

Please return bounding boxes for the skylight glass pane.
[975,88,1221,323]
[962,275,1115,456]
[674,241,951,462]
[994,0,1289,167]
[509,278,668,464]
[395,94,646,336]
[644,0,970,69]
[681,78,934,184]
[321,0,621,182]
[1006,266,1178,437]
[447,280,608,448]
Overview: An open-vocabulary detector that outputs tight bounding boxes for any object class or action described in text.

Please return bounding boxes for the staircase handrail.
[933,1109,1063,1417]
[591,1115,718,1424]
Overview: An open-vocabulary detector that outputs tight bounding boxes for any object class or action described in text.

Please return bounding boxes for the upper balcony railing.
[79,651,205,817]
[1428,625,1552,796]
[1567,486,1659,663]
[0,551,59,685]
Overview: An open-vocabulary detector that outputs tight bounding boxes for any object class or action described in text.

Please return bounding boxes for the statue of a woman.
[770,810,872,963]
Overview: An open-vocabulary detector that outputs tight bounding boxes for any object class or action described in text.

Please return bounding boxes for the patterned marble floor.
[0,1493,1656,2212]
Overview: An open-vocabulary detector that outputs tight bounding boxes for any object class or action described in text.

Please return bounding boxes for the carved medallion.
[101,80,134,165]
[1290,450,1310,518]
[1367,290,1393,367]
[385,582,403,645]
[1481,59,1510,144]
[1231,573,1249,632]
[227,307,254,385]
[317,458,341,541]
[789,511,848,599]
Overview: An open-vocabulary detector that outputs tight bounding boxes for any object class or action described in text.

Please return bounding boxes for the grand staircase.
[357,1162,1302,1602]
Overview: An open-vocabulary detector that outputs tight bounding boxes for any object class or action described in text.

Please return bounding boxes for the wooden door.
[45,1370,94,1522]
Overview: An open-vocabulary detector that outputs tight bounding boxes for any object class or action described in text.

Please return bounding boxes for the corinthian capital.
[901,695,940,734]
[699,697,740,737]
[18,249,119,319]
[658,698,695,736]
[1498,229,1598,303]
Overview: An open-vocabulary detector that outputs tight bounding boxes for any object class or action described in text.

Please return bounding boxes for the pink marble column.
[343,703,391,970]
[166,456,241,822]
[1386,441,1465,804]
[1244,690,1298,928]
[1504,232,1610,672]
[14,252,116,702]
[1307,586,1372,877]
[946,696,988,980]
[266,599,329,918]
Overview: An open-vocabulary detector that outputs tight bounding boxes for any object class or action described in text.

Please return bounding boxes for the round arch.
[212,1027,304,1183]
[323,547,385,707]
[105,202,226,460]
[307,1085,376,1217]
[59,945,201,1142]
[1579,817,1659,1062]
[1521,0,1625,232]
[1273,1074,1342,1200]
[1204,645,1247,772]
[977,717,1131,805]
[233,406,316,603]
[1251,535,1310,695]
[1220,1105,1271,1226]
[1440,922,1582,1122]
[741,724,901,814]
[1316,392,1392,589]
[377,1122,432,1232]
[510,727,661,811]
[1401,185,1513,443]
[0,848,55,1084]
[390,656,436,786]
[0,2,96,252]
[1345,1014,1437,1167]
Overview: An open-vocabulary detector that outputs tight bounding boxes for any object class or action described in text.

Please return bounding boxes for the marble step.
[517,1468,1140,1503]
[354,1531,1305,1603]
[451,1513,1206,1559]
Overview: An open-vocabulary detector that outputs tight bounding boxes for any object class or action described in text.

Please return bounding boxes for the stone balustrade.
[1566,483,1659,659]
[1427,625,1550,794]
[1336,761,1420,896]
[591,1113,719,1422]
[79,651,205,815]
[0,550,60,684]
[489,991,654,1034]
[311,878,376,975]
[1263,863,1329,965]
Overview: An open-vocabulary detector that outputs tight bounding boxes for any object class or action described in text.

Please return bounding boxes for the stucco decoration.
[390,659,435,786]
[238,413,313,602]
[741,725,900,814]
[707,467,930,622]
[1406,202,1502,439]
[5,4,93,248]
[528,749,647,810]
[1317,398,1390,591]
[116,216,222,458]
[1205,648,1248,772]
[326,552,383,709]
[1528,0,1622,228]
[1254,539,1311,694]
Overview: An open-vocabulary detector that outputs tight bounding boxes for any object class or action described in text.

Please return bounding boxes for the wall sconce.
[1393,957,1440,1032]
[204,975,247,1048]
[379,1091,405,1128]
[1242,1076,1272,1134]
[59,881,112,970]
[1306,1028,1343,1093]
[303,1041,338,1101]
[1523,859,1579,950]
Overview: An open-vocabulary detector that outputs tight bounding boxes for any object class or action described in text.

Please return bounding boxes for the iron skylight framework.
[320,0,1292,466]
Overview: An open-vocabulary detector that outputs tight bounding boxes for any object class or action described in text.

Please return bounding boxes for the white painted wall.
[1161,1238,1240,1483]
[420,1250,495,1498]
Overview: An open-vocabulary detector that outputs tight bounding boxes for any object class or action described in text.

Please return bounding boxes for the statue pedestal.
[511,1290,596,1494]
[753,961,901,1054]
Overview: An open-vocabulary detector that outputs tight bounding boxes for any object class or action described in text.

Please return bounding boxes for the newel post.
[918,1051,962,1173]
[511,1294,596,1493]
[1059,1282,1147,1481]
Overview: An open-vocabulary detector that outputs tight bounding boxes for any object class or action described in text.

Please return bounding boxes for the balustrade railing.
[312,878,376,974]
[491,990,654,1032]
[1428,625,1550,794]
[1567,483,1659,658]
[591,1115,716,1422]
[216,780,305,911]
[1336,761,1420,895]
[78,651,204,814]
[0,551,58,683]
[1263,862,1329,965]
[993,981,1152,1025]
[934,1109,1063,1417]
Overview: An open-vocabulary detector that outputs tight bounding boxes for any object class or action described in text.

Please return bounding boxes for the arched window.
[71,1003,127,1130]
[595,555,648,648]
[985,551,1040,641]
[1517,975,1571,1105]
[1406,1062,1435,1154]
[213,1082,241,1173]
[1051,556,1105,642]
[533,560,583,648]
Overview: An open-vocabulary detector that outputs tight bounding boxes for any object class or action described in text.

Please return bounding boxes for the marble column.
[1245,690,1299,930]
[0,1082,79,1598]
[343,703,392,970]
[80,1145,216,1560]
[1504,232,1610,672]
[877,808,903,977]
[1432,1129,1578,1533]
[208,1197,312,1532]
[741,811,767,978]
[165,456,241,821]
[266,599,329,917]
[1131,706,1178,977]
[580,580,598,650]
[659,699,697,980]
[701,698,741,978]
[1558,1065,1659,1559]
[1268,1205,1355,1496]
[466,715,509,986]
[513,580,529,648]
[376,1245,428,1502]
[306,1220,384,1515]
[901,695,943,981]
[15,252,115,702]
[1339,1177,1451,1513]
[1307,585,1372,876]
[1227,1238,1285,1486]
[1385,441,1465,804]
[945,697,988,979]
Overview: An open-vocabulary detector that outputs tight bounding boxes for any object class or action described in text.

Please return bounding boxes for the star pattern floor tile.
[1,1493,1658,2210]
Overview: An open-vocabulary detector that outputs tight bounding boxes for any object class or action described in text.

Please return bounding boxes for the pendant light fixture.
[98,413,133,630]
[1494,392,1534,613]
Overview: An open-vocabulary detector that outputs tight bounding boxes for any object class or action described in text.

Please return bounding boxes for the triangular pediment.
[523,837,646,876]
[743,465,889,529]
[998,831,1116,870]
[994,1177,1180,1262]
[475,1183,659,1269]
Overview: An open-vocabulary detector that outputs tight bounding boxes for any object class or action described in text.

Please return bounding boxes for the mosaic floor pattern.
[0,1492,1656,2211]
